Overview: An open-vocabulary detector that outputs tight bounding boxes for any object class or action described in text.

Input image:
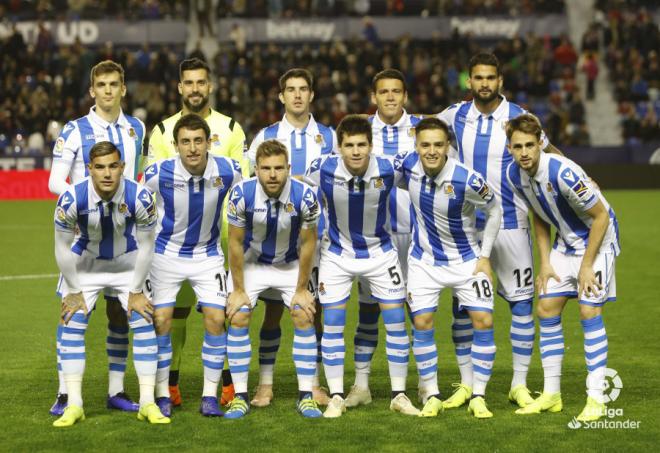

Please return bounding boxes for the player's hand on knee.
[577,265,602,300]
[128,291,154,323]
[291,289,316,323]
[473,257,493,282]
[536,263,560,296]
[61,292,86,324]
[226,289,250,321]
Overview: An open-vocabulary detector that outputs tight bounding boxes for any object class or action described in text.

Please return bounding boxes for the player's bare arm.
[290,225,317,322]
[533,212,560,295]
[578,200,610,299]
[226,224,251,320]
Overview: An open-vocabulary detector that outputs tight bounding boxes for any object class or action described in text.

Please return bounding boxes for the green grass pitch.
[1,191,659,452]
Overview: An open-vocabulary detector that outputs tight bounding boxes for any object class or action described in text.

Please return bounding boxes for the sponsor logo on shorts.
[318,282,326,295]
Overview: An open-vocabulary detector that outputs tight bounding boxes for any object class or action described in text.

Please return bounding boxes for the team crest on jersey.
[373,177,385,190]
[128,128,136,139]
[444,184,456,198]
[315,134,324,146]
[318,282,326,295]
[212,134,220,145]
[408,127,415,137]
[118,203,129,215]
[55,206,66,222]
[285,202,295,213]
[213,177,224,189]
[546,182,556,196]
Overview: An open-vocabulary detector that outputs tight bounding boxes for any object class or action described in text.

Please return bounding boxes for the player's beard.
[183,93,209,113]
[472,88,499,105]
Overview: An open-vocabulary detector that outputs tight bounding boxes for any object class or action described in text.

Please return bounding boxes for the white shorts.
[228,260,309,309]
[259,245,321,304]
[407,257,494,316]
[357,232,410,305]
[318,248,406,307]
[484,227,535,302]
[56,252,136,312]
[541,246,617,306]
[150,253,227,310]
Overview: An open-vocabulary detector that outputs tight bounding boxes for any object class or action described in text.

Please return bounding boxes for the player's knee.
[536,300,561,319]
[291,308,313,329]
[470,311,493,330]
[230,311,251,329]
[153,311,172,334]
[173,306,192,319]
[412,312,434,331]
[579,303,602,320]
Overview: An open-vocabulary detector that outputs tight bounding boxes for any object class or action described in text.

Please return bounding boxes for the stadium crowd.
[1,23,592,156]
[2,0,564,20]
[594,0,660,144]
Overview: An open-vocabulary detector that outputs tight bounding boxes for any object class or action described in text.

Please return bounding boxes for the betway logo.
[266,20,335,41]
[450,17,520,38]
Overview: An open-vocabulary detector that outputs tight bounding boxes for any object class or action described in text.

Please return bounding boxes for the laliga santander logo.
[591,367,623,404]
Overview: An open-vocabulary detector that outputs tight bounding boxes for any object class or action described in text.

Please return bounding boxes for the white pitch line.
[0,273,59,281]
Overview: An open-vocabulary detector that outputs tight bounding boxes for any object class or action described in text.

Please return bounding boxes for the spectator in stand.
[582,52,599,100]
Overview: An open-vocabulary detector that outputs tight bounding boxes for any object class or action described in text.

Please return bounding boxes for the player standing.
[53,141,168,426]
[48,60,146,415]
[245,68,335,407]
[144,114,242,417]
[146,57,247,406]
[505,114,619,422]
[346,69,421,407]
[304,115,418,418]
[224,140,323,419]
[395,118,501,418]
[436,53,561,409]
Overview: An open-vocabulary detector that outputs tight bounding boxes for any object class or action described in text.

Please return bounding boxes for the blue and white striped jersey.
[227,177,320,264]
[394,153,498,266]
[304,154,395,259]
[506,153,620,256]
[54,177,157,259]
[437,96,548,230]
[369,110,421,234]
[52,107,145,182]
[248,114,337,176]
[143,156,242,259]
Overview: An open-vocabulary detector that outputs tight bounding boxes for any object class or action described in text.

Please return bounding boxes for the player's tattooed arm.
[533,213,560,295]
